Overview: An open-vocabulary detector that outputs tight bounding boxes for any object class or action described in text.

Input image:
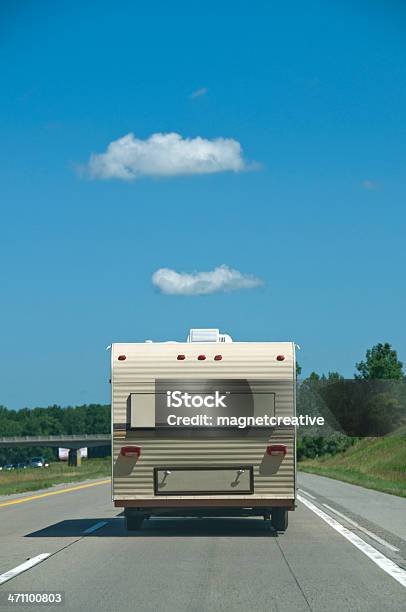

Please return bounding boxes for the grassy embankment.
[0,458,111,496]
[299,435,406,497]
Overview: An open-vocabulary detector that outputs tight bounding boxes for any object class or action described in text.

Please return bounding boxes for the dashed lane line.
[0,554,51,585]
[83,521,108,534]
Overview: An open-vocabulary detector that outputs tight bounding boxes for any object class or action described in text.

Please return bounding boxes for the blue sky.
[1,0,405,408]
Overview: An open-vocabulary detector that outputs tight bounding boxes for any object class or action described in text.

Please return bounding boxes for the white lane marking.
[0,554,50,585]
[322,504,400,553]
[298,494,406,588]
[83,520,108,534]
[298,488,316,500]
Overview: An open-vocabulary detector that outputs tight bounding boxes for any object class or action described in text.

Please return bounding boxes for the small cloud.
[361,180,379,191]
[152,265,264,296]
[190,87,208,99]
[84,132,248,180]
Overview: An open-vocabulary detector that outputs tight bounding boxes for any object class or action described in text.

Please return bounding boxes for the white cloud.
[190,87,208,98]
[361,179,378,191]
[86,132,247,180]
[152,265,264,295]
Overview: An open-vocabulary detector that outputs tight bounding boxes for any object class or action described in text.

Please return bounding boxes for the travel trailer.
[111,329,296,532]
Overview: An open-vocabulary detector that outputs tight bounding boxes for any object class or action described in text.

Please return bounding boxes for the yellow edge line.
[0,479,111,508]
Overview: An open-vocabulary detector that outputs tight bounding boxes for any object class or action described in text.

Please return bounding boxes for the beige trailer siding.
[113,432,294,501]
[112,341,296,504]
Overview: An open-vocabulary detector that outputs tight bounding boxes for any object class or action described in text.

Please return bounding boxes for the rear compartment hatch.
[154,465,253,495]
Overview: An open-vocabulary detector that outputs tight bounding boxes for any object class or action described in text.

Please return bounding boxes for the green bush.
[297,433,355,461]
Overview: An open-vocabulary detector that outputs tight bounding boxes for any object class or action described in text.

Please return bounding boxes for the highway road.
[0,474,405,612]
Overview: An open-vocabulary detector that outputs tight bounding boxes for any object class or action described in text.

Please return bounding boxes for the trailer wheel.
[271,508,288,532]
[124,510,144,532]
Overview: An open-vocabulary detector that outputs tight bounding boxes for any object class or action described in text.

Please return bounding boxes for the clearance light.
[118,355,127,361]
[214,355,222,361]
[121,446,141,458]
[198,355,206,360]
[266,444,287,457]
[177,354,186,360]
[276,355,285,361]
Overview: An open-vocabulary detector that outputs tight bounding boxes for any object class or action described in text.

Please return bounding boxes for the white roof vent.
[219,333,233,343]
[187,328,233,343]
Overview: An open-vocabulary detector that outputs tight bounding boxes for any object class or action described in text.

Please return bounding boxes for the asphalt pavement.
[0,475,405,612]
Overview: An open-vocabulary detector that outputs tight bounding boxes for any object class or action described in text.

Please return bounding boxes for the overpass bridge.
[0,434,111,466]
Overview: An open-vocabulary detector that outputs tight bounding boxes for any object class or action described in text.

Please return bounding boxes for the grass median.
[299,436,406,498]
[0,458,111,496]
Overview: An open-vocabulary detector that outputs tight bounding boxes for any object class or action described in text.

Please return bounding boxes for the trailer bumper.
[115,498,295,510]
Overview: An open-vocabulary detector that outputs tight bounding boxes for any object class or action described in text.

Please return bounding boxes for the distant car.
[3,464,15,471]
[16,463,28,469]
[30,457,46,468]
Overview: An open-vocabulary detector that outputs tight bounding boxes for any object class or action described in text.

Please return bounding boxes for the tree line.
[0,404,110,465]
[297,342,405,459]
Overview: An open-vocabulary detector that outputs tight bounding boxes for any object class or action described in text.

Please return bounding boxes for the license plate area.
[153,465,254,495]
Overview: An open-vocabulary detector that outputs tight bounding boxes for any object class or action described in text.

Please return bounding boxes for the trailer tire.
[124,510,144,532]
[271,508,288,532]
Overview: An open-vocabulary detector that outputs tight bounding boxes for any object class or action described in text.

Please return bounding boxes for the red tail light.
[118,355,127,361]
[121,446,141,458]
[266,444,287,456]
[276,355,285,361]
[214,355,222,361]
[177,354,186,360]
[197,355,206,360]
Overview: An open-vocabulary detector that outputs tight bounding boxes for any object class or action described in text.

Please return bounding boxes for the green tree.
[355,343,404,380]
[322,371,344,382]
[0,404,111,464]
[296,362,302,377]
